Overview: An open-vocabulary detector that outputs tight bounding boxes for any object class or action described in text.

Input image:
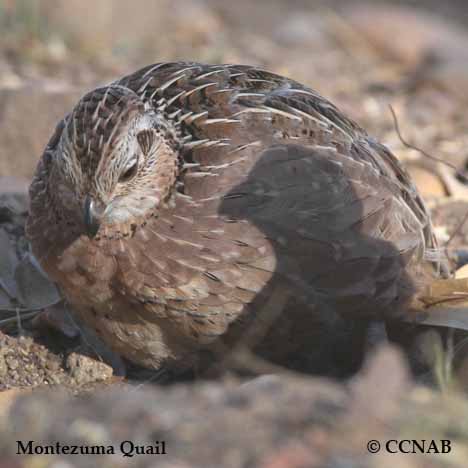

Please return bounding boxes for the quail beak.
[84,196,106,238]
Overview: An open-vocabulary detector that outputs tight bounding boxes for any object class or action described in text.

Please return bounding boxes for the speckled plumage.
[27,62,442,372]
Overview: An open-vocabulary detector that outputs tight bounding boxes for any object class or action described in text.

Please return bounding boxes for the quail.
[26,62,443,374]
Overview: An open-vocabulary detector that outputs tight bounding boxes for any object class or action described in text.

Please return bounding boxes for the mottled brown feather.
[27,62,444,372]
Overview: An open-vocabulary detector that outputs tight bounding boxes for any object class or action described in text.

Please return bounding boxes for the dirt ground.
[2,1,468,466]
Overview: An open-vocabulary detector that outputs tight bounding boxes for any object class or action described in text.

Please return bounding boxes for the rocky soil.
[1,347,468,468]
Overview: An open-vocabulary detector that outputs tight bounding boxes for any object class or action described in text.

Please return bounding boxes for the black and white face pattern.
[53,86,182,232]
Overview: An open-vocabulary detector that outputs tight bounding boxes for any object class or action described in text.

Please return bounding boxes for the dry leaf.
[0,228,18,298]
[406,278,468,331]
[0,289,10,309]
[14,253,60,309]
[406,305,468,331]
[456,264,468,279]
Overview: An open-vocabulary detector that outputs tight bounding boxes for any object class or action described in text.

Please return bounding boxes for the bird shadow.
[218,143,425,378]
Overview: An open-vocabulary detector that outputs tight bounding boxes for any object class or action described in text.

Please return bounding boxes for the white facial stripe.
[124,156,138,170]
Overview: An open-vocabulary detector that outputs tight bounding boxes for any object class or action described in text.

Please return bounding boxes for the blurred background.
[1,0,468,181]
[2,4,468,465]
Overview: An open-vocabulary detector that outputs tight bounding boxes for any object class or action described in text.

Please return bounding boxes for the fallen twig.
[0,298,63,314]
[389,105,467,182]
[390,105,468,248]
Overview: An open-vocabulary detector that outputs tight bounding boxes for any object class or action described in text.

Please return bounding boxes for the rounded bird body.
[27,62,441,372]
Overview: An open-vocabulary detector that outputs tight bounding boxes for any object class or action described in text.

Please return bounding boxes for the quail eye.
[119,158,138,182]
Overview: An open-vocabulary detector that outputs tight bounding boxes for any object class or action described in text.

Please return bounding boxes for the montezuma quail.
[26,62,442,374]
